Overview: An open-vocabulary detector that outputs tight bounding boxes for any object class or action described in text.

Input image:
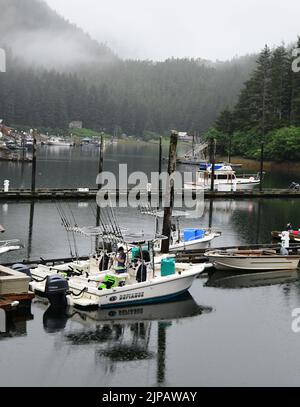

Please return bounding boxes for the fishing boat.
[184,163,260,191]
[139,206,221,252]
[29,234,209,309]
[155,227,221,252]
[205,246,300,271]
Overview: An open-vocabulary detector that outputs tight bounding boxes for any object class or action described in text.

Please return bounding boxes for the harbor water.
[1,143,300,387]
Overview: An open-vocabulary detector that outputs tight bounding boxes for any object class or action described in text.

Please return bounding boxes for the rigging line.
[59,201,78,260]
[110,204,123,240]
[66,202,80,260]
[55,200,74,259]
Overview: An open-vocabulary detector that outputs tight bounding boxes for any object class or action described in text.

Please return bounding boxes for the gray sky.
[46,0,300,61]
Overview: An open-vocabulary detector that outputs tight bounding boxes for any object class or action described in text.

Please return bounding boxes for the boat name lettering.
[119,292,144,301]
[118,308,144,316]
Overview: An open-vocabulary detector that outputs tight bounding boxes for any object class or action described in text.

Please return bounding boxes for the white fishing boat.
[155,228,221,252]
[139,207,221,252]
[29,235,209,309]
[184,163,260,191]
[47,137,74,147]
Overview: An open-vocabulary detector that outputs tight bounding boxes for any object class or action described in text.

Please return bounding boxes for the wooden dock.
[0,265,34,311]
[0,293,35,311]
[0,188,300,201]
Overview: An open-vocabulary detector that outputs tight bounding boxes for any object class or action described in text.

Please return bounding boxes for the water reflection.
[0,305,34,338]
[205,269,299,289]
[41,294,212,384]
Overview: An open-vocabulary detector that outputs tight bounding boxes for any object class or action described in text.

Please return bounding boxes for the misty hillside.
[0,0,117,69]
[0,0,258,134]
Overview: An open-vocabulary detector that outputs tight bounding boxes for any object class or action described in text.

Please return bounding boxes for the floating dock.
[0,265,34,311]
[0,188,300,201]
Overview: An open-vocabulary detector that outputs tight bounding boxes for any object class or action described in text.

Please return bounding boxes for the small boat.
[0,240,23,255]
[184,163,260,191]
[29,236,208,309]
[139,207,221,252]
[205,247,300,271]
[155,228,221,252]
[47,137,74,147]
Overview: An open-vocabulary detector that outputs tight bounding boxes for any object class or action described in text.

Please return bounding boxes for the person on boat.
[115,246,127,273]
[286,223,293,231]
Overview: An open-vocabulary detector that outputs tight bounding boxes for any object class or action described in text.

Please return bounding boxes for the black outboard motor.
[12,264,32,279]
[45,275,69,309]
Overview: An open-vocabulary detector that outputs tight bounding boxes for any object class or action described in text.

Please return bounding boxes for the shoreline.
[220,156,300,174]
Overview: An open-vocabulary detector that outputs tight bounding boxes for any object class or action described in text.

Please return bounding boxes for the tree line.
[0,51,256,137]
[211,39,300,161]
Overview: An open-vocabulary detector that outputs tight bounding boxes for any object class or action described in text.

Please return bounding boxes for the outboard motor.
[12,264,32,279]
[45,275,69,309]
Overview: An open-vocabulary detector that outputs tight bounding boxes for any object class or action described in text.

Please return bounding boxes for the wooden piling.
[259,141,264,192]
[161,130,178,254]
[209,137,216,192]
[31,132,37,193]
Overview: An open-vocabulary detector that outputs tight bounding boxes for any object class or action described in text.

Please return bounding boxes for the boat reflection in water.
[205,269,299,289]
[42,293,212,383]
[0,304,34,339]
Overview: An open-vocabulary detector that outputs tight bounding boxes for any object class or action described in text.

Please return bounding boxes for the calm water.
[0,142,299,189]
[1,144,300,387]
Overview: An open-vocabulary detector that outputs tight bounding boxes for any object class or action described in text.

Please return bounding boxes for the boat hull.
[207,255,300,271]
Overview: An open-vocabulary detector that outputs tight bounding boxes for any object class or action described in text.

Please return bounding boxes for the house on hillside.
[0,120,12,137]
[69,121,83,129]
[178,132,193,142]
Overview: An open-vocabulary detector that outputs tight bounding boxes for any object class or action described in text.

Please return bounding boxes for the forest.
[209,42,300,161]
[0,0,256,136]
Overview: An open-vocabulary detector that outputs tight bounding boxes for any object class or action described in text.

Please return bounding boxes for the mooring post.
[98,135,104,190]
[158,136,162,201]
[27,200,35,260]
[31,131,37,193]
[161,130,178,254]
[96,136,104,251]
[210,137,216,192]
[259,141,264,192]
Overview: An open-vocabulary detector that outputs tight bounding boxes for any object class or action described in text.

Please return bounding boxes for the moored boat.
[205,247,300,271]
[184,163,261,191]
[28,236,209,309]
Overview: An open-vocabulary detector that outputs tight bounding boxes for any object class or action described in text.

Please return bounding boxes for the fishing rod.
[55,200,74,259]
[66,202,80,260]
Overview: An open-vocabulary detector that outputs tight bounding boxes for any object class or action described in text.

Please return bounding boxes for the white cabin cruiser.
[184,163,260,191]
[47,137,74,147]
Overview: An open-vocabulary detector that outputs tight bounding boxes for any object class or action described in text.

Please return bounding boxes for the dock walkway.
[0,188,300,201]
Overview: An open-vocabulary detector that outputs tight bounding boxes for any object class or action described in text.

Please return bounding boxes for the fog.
[46,0,300,61]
